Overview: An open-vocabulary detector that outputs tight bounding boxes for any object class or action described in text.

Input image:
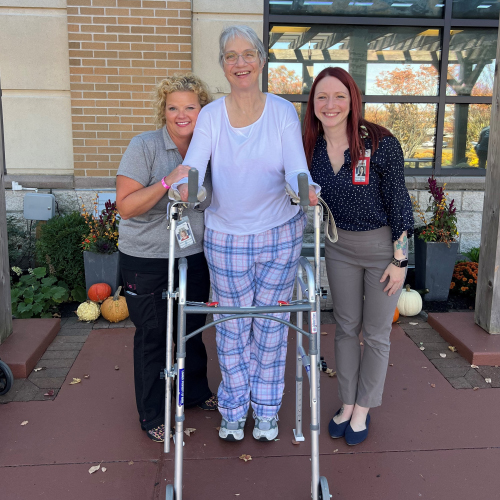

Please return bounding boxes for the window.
[264,0,497,175]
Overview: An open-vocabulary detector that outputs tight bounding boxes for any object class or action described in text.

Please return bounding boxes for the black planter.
[83,251,121,295]
[414,239,459,301]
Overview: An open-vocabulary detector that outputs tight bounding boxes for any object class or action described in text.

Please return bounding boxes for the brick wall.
[67,0,192,180]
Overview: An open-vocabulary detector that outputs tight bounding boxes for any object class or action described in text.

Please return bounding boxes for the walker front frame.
[162,171,330,500]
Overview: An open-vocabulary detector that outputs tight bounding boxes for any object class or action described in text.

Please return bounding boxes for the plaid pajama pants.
[204,210,307,421]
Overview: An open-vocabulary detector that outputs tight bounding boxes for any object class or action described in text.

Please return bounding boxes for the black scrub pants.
[120,251,212,432]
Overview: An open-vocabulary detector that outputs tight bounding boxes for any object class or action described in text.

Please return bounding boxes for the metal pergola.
[263,0,499,176]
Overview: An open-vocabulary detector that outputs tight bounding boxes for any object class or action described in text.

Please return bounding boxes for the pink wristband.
[161,177,170,190]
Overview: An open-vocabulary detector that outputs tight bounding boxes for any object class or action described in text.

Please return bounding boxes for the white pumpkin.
[77,300,100,322]
[397,285,422,317]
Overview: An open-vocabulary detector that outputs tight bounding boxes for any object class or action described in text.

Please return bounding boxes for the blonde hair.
[152,73,212,129]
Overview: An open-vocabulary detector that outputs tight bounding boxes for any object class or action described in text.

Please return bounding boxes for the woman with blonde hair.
[116,73,217,443]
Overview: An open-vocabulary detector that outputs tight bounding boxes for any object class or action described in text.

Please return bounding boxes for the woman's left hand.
[380,264,406,296]
[309,186,318,206]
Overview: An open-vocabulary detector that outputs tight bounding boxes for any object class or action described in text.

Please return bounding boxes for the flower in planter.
[450,261,478,298]
[411,176,458,245]
[81,197,119,254]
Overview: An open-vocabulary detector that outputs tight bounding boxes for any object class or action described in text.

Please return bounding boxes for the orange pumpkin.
[101,286,129,323]
[88,283,112,303]
[393,307,400,323]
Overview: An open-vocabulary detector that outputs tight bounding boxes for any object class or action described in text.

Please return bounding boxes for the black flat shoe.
[345,413,371,446]
[328,408,351,439]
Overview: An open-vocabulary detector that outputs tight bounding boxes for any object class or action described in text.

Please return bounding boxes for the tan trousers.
[325,226,403,408]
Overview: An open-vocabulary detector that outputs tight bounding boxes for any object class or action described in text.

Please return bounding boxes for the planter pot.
[414,239,459,302]
[83,251,120,295]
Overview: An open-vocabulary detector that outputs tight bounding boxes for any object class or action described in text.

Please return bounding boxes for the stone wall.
[0,1,74,177]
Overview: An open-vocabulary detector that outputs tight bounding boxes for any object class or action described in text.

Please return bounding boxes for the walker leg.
[294,276,305,442]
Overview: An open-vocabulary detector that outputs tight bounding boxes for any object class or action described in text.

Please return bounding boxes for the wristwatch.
[391,257,408,268]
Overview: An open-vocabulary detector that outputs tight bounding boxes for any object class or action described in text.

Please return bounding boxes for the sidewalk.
[1,314,499,500]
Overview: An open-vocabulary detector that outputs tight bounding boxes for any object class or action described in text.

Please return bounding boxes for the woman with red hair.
[304,67,413,445]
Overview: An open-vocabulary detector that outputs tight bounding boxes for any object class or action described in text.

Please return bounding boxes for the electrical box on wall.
[23,193,56,221]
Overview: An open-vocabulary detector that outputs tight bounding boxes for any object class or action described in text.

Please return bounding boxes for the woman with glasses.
[174,25,319,442]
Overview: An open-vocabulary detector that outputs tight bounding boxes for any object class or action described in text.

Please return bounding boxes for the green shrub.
[11,267,69,319]
[36,212,87,291]
[464,247,480,263]
[7,216,36,269]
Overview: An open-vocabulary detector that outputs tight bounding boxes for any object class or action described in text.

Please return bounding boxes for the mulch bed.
[405,268,475,313]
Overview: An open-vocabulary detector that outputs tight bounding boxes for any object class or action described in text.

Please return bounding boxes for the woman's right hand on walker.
[308,185,319,206]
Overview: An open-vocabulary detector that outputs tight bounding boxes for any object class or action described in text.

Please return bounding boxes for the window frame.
[263,0,498,176]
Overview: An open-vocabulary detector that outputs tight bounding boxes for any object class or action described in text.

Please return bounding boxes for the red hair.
[303,66,392,169]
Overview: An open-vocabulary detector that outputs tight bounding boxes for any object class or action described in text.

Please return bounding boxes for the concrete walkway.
[1,315,499,500]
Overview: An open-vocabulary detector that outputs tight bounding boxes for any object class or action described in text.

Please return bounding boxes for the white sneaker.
[252,413,279,441]
[219,416,246,441]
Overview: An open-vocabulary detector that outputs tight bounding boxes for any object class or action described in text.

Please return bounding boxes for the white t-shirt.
[179,93,319,235]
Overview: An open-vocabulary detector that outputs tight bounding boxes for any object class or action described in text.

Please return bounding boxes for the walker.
[163,170,331,500]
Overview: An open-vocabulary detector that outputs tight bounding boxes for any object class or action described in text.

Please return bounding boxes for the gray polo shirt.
[117,127,211,259]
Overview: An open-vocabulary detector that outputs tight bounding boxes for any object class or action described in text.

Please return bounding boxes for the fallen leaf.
[419,346,425,351]
[114,365,119,370]
[419,342,424,345]
[333,449,338,453]
[33,367,45,372]
[389,363,394,367]
[321,331,328,335]
[215,427,221,431]
[292,439,301,445]
[128,461,134,466]
[69,378,81,385]
[328,371,337,378]
[84,374,90,379]
[52,312,61,318]
[396,321,401,324]
[448,346,457,352]
[21,421,28,426]
[44,390,54,397]
[473,387,479,391]
[422,366,428,369]
[89,464,100,474]
[409,322,419,325]
[101,467,107,472]
[274,438,280,441]
[439,353,446,358]
[471,364,479,369]
[485,378,492,384]
[239,454,252,462]
[430,384,436,388]
[184,428,196,436]
[325,368,333,374]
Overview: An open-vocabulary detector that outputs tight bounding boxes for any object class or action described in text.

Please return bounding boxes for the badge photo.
[175,216,196,249]
[352,149,370,185]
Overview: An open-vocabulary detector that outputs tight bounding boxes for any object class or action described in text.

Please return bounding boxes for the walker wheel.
[318,476,330,500]
[0,360,14,396]
[165,484,175,500]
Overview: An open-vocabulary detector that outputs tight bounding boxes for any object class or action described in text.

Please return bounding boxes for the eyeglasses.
[223,49,259,65]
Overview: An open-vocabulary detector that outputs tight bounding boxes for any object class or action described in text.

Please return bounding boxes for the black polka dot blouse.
[310,134,414,242]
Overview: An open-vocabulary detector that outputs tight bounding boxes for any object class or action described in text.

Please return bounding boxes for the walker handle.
[188,168,199,204]
[297,173,309,207]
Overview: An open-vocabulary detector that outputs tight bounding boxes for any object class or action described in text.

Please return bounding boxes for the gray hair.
[219,25,267,68]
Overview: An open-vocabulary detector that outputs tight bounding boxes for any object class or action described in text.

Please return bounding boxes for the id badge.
[352,149,370,185]
[175,216,196,249]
